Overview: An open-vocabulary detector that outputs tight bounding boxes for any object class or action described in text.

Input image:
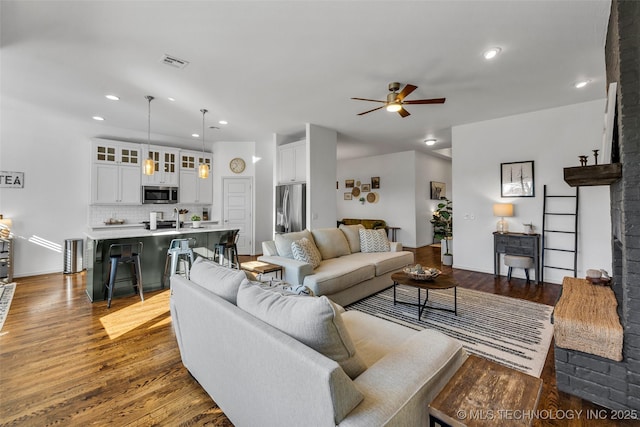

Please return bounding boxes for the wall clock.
[229,157,246,174]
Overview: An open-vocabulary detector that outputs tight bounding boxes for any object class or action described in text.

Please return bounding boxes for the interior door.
[223,177,253,255]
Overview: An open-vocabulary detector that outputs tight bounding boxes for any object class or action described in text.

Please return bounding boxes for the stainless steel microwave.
[142,186,179,204]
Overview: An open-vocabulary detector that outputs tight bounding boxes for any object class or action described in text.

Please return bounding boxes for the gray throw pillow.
[274,230,315,258]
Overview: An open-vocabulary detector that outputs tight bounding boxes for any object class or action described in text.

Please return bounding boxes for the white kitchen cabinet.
[142,145,179,186]
[179,151,213,204]
[278,140,306,183]
[91,140,142,205]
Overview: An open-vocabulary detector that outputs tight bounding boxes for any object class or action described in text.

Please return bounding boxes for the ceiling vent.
[160,54,190,69]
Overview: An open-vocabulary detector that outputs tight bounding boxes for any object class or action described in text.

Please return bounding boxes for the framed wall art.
[371,177,380,189]
[430,181,446,200]
[361,184,371,192]
[344,192,352,200]
[345,179,354,188]
[501,161,535,197]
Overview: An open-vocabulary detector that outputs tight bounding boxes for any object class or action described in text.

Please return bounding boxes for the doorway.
[223,177,253,255]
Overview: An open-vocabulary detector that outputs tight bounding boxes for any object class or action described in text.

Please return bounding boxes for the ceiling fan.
[351,82,445,118]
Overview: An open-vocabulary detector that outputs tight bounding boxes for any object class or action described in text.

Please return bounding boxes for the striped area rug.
[0,282,16,333]
[346,285,553,377]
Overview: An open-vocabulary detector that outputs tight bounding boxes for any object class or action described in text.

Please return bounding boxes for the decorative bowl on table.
[403,264,441,281]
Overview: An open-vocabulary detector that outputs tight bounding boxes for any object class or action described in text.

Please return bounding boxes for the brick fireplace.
[555,0,640,411]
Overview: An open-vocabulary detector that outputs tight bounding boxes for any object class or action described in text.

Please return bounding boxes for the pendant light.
[143,95,155,176]
[198,108,210,179]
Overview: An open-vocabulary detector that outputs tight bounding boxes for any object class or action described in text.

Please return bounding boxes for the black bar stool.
[104,242,144,308]
[213,229,240,269]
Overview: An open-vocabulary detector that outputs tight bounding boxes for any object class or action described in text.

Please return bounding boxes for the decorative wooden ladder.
[541,185,579,283]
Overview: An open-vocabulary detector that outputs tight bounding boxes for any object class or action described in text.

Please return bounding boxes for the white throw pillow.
[274,230,315,259]
[291,237,322,269]
[188,257,247,304]
[359,228,391,253]
[339,224,364,253]
[311,228,351,260]
[250,278,315,297]
[237,282,367,379]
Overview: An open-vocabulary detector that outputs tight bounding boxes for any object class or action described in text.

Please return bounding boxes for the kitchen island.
[84,225,239,303]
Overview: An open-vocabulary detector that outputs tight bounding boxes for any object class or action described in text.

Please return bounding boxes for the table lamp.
[0,214,12,238]
[493,203,513,234]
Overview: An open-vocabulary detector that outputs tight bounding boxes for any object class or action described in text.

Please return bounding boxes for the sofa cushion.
[274,230,315,259]
[303,257,376,296]
[339,224,364,253]
[346,251,415,276]
[291,237,322,269]
[189,257,247,304]
[359,228,390,253]
[237,282,367,379]
[312,228,351,260]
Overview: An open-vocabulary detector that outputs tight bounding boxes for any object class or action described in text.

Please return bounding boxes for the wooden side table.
[429,355,542,426]
[241,261,283,280]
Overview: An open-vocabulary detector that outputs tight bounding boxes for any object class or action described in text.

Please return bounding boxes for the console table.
[493,232,540,284]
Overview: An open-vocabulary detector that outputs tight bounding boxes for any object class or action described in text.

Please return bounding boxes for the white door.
[223,178,253,255]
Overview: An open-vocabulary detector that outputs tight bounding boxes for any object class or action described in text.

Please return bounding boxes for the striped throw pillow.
[291,237,322,269]
[359,228,390,253]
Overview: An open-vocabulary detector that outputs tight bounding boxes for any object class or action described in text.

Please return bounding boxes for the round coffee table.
[391,271,457,320]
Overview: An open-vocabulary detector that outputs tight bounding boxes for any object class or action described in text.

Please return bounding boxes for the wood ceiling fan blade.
[403,98,446,105]
[398,107,411,118]
[351,97,386,103]
[397,84,417,101]
[357,105,385,116]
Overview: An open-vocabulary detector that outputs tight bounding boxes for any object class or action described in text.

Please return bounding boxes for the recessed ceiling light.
[168,97,176,102]
[105,94,119,101]
[218,120,228,125]
[192,133,199,138]
[92,116,105,121]
[425,139,437,146]
[574,80,591,89]
[483,47,502,60]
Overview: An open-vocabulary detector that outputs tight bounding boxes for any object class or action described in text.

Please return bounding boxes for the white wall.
[307,124,337,230]
[452,100,611,284]
[337,150,452,247]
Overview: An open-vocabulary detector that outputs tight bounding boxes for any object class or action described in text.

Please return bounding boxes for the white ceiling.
[1,0,610,160]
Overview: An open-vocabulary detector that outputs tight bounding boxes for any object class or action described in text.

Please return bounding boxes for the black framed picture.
[501,161,535,197]
[430,181,446,200]
[371,177,380,189]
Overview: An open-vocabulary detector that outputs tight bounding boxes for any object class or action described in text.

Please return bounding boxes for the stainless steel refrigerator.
[275,183,306,234]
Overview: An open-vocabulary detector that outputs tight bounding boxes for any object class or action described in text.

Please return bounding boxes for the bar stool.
[504,255,534,283]
[162,238,196,288]
[213,229,240,269]
[104,242,144,308]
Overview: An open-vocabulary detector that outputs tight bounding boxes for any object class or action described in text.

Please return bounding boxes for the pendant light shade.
[199,108,210,179]
[143,95,155,176]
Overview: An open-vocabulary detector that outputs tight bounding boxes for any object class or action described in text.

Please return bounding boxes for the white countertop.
[84,225,237,240]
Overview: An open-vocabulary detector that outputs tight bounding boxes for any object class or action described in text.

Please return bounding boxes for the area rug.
[0,282,16,333]
[346,285,553,377]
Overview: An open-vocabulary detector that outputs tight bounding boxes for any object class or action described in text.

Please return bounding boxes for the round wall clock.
[229,157,246,174]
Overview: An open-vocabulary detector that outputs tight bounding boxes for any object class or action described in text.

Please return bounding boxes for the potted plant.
[190,214,201,228]
[430,198,453,266]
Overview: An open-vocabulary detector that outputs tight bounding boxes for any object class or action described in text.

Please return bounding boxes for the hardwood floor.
[0,247,632,426]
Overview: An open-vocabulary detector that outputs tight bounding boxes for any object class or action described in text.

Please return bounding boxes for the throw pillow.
[291,237,322,269]
[237,282,367,379]
[188,257,247,304]
[249,279,315,296]
[311,228,351,260]
[339,224,364,253]
[274,230,315,259]
[359,228,391,253]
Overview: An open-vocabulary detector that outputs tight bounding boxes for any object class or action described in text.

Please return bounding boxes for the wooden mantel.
[563,163,622,187]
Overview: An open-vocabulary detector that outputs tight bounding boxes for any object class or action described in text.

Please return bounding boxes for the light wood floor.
[0,247,632,426]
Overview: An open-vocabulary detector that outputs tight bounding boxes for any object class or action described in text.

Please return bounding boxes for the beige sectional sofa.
[258,225,414,306]
[170,258,467,427]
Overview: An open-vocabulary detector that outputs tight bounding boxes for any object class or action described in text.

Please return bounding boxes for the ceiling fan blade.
[397,84,417,101]
[403,98,446,105]
[357,105,385,116]
[351,97,386,103]
[398,107,411,118]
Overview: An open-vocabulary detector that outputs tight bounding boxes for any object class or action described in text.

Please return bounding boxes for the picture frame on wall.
[344,192,352,200]
[430,181,446,200]
[501,160,535,197]
[361,184,371,192]
[345,179,354,188]
[371,177,380,189]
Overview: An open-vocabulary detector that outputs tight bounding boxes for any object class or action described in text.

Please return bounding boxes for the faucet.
[174,207,180,231]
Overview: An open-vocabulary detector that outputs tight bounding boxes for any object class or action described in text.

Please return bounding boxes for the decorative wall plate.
[352,187,361,197]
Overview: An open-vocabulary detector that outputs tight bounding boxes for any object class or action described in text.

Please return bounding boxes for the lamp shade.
[493,203,514,217]
[0,215,12,238]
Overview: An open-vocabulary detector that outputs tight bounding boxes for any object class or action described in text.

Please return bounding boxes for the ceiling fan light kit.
[352,82,445,118]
